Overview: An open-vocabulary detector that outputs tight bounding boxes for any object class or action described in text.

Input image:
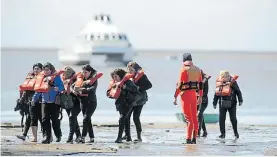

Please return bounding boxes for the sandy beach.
[1,122,277,156]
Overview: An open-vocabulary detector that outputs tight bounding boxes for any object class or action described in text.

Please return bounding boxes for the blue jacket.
[32,75,64,104]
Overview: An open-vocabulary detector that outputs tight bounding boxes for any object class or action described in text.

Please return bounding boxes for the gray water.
[1,49,277,124]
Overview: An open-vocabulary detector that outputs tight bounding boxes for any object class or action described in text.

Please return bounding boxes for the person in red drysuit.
[173,53,203,144]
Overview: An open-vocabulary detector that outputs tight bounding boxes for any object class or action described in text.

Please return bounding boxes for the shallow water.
[80,125,277,156]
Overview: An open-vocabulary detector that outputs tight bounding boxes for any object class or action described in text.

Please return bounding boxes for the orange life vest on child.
[108,73,134,99]
[34,70,65,93]
[74,72,103,96]
[19,72,37,91]
[215,75,239,96]
[61,72,80,95]
[132,69,144,83]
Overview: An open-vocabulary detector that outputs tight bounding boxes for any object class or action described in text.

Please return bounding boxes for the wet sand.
[1,122,277,156]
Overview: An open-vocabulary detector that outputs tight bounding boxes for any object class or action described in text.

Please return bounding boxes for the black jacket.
[201,79,209,104]
[15,91,35,114]
[213,81,243,107]
[71,75,98,104]
[15,73,36,114]
[203,79,209,97]
[113,80,138,110]
[135,74,152,91]
[66,77,80,105]
[196,74,209,104]
[19,91,35,104]
[134,74,152,106]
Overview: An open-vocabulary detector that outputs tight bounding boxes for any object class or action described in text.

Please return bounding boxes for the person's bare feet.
[30,139,37,142]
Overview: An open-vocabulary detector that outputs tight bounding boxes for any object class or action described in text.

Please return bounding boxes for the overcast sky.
[1,0,277,51]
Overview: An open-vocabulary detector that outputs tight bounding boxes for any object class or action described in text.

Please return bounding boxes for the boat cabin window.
[118,35,122,40]
[106,16,111,22]
[85,34,95,40]
[104,34,109,40]
[118,34,127,40]
[90,35,94,40]
[86,33,128,41]
[112,34,116,40]
[121,34,127,40]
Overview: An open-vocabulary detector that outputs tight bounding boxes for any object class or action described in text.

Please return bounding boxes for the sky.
[1,0,277,51]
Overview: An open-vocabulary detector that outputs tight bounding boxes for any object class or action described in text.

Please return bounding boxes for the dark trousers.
[22,114,31,137]
[197,103,207,133]
[81,102,97,138]
[42,103,62,139]
[23,103,43,137]
[29,103,44,134]
[118,104,133,139]
[30,103,43,127]
[219,105,238,135]
[126,105,144,136]
[66,100,81,138]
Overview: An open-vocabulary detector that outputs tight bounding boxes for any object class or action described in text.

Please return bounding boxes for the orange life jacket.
[74,72,103,96]
[61,72,80,95]
[132,69,144,83]
[215,75,239,96]
[178,63,202,91]
[34,70,65,93]
[19,72,37,92]
[108,73,134,99]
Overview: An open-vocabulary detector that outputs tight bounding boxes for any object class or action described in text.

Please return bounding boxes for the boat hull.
[175,113,219,123]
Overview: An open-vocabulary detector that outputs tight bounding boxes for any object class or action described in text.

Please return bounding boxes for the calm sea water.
[1,49,277,125]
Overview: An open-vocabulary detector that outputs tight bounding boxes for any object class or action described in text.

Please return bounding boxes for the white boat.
[58,14,137,66]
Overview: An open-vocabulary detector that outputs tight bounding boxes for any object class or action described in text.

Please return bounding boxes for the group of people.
[14,52,243,145]
[15,61,152,144]
[173,53,243,144]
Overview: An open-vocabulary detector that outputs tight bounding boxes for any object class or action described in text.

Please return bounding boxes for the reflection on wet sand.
[1,123,277,156]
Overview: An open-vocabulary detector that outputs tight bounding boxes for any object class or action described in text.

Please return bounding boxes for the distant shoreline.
[1,47,276,55]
